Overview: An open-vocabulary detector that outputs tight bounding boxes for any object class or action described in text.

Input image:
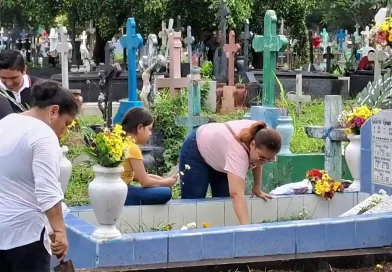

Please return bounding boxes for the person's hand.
[164,175,178,187]
[51,231,68,262]
[251,187,273,202]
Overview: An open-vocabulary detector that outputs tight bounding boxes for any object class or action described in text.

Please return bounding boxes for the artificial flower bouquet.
[370,17,392,49]
[83,124,131,168]
[338,105,380,135]
[306,169,344,201]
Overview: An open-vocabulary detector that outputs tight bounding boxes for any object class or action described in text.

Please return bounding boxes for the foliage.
[259,208,311,223]
[200,61,213,79]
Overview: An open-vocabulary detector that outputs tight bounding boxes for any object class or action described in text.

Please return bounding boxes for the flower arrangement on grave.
[180,222,210,230]
[370,17,392,48]
[338,105,380,135]
[306,169,344,201]
[83,124,131,168]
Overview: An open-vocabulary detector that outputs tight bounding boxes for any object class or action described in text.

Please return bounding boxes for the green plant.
[124,222,174,233]
[200,61,213,79]
[259,208,311,223]
[200,81,210,110]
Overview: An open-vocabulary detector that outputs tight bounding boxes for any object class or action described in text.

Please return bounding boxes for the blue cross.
[113,18,144,124]
[20,29,28,39]
[335,29,346,50]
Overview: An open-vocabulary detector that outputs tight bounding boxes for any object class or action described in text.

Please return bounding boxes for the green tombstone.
[252,10,288,107]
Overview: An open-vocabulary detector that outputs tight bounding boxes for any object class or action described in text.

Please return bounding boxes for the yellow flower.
[376,264,383,269]
[333,181,341,191]
[202,222,210,228]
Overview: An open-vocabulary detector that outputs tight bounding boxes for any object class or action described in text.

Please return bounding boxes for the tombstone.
[174,15,182,33]
[252,10,288,107]
[80,30,92,72]
[56,27,70,89]
[354,23,361,45]
[183,26,195,73]
[320,28,328,54]
[158,21,167,56]
[113,18,143,124]
[87,20,95,55]
[336,29,346,51]
[240,19,253,72]
[305,95,347,181]
[164,19,174,62]
[176,67,209,134]
[213,0,230,83]
[361,26,370,48]
[0,28,5,50]
[287,74,311,115]
[223,31,240,87]
[104,41,115,65]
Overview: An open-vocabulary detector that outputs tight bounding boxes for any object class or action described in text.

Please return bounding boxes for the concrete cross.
[164,19,174,60]
[183,26,194,70]
[80,31,87,46]
[287,74,311,115]
[120,18,143,103]
[252,10,288,107]
[223,31,240,86]
[175,15,182,33]
[335,29,346,50]
[218,0,230,47]
[56,27,70,89]
[361,26,370,47]
[240,19,253,71]
[158,21,167,55]
[321,28,329,54]
[176,67,209,134]
[354,23,361,44]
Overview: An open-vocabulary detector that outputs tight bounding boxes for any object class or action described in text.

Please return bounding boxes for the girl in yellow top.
[121,108,177,205]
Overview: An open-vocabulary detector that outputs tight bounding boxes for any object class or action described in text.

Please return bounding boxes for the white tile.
[196,201,224,228]
[224,200,252,226]
[140,205,169,230]
[303,195,329,219]
[251,197,278,223]
[168,203,197,229]
[357,192,370,204]
[328,193,355,217]
[118,206,141,233]
[78,211,98,226]
[277,196,304,219]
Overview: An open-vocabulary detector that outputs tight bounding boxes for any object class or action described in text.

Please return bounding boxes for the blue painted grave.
[335,29,346,51]
[113,18,143,124]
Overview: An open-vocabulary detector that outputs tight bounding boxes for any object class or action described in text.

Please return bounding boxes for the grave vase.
[345,134,361,191]
[89,165,127,240]
[59,145,72,212]
[276,115,294,154]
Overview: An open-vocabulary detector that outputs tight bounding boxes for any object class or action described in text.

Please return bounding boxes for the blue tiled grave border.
[64,203,392,269]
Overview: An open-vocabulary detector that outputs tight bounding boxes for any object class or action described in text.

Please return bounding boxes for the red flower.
[312,36,321,48]
[353,116,365,127]
[307,169,323,179]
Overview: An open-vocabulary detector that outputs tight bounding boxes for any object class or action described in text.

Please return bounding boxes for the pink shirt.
[196,120,257,179]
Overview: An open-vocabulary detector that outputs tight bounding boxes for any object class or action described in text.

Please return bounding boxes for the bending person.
[121,108,177,205]
[179,120,281,225]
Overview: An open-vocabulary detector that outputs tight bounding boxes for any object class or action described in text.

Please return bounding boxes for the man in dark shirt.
[0,50,44,120]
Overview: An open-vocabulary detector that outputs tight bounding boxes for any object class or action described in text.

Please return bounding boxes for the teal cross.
[252,10,288,107]
[320,28,328,50]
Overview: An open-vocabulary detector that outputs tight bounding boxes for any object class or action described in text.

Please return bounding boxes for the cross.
[361,26,370,47]
[175,15,182,33]
[335,29,346,50]
[278,18,285,65]
[175,67,209,134]
[223,31,240,86]
[120,18,143,103]
[49,28,58,52]
[240,19,253,72]
[287,74,311,115]
[354,23,361,44]
[320,28,328,54]
[20,29,28,39]
[158,21,167,55]
[0,28,4,50]
[218,0,230,47]
[164,19,174,60]
[105,41,115,65]
[252,10,288,107]
[56,27,70,89]
[183,26,194,71]
[80,31,87,47]
[305,95,347,181]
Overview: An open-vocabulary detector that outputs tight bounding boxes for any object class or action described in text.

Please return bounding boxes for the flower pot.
[235,84,247,107]
[59,145,72,212]
[235,56,245,72]
[345,134,361,191]
[89,165,127,240]
[276,115,294,154]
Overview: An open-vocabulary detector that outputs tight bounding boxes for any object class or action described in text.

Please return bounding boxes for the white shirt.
[0,74,30,103]
[0,114,63,251]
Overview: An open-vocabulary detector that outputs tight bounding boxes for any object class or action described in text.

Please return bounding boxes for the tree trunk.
[93,25,107,65]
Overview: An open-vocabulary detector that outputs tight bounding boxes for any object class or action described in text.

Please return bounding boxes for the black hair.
[0,50,25,72]
[31,81,79,116]
[121,107,154,133]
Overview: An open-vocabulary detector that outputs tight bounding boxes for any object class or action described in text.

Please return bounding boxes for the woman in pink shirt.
[179,120,282,225]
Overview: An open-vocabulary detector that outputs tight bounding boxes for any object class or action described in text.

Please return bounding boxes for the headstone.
[164,19,174,62]
[183,26,194,72]
[213,0,230,83]
[176,67,209,134]
[354,23,361,45]
[361,26,370,47]
[223,31,240,86]
[240,19,253,72]
[287,74,311,115]
[0,28,4,50]
[113,18,143,124]
[158,21,167,55]
[104,41,115,65]
[339,194,389,217]
[252,10,288,107]
[56,27,70,89]
[175,15,182,33]
[335,29,346,51]
[321,28,328,54]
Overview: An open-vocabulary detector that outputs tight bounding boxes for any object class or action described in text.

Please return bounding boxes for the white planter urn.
[345,134,361,191]
[89,165,127,240]
[59,145,72,212]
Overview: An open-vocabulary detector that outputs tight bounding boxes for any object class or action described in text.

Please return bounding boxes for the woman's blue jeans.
[124,185,172,205]
[179,128,230,198]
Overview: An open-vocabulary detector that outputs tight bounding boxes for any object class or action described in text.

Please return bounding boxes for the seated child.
[121,107,177,205]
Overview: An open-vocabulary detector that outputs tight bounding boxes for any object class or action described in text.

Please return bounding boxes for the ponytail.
[237,121,267,144]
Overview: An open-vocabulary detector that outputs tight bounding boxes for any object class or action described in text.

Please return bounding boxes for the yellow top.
[121,139,143,184]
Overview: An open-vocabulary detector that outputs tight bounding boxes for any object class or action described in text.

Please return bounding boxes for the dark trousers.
[0,228,50,272]
[179,129,230,198]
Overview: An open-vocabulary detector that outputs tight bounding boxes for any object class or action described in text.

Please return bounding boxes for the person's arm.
[227,173,250,225]
[132,159,175,187]
[32,135,65,234]
[148,174,164,180]
[252,165,262,189]
[0,96,15,120]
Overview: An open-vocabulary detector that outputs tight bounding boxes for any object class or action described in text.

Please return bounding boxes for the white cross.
[361,26,370,47]
[0,28,4,50]
[80,31,87,46]
[56,27,70,89]
[355,23,360,35]
[287,74,311,115]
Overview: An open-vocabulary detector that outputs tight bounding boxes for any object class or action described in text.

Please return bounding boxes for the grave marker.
[56,27,70,89]
[213,0,230,82]
[240,19,253,72]
[175,15,182,33]
[223,31,240,86]
[158,21,167,55]
[321,28,328,54]
[164,19,174,61]
[113,18,143,124]
[0,28,4,50]
[252,10,288,107]
[287,74,311,115]
[176,67,209,134]
[183,26,194,72]
[354,23,360,44]
[361,26,370,47]
[335,29,346,50]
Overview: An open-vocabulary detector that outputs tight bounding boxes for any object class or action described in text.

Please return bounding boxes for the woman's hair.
[237,121,281,153]
[31,81,79,116]
[121,107,154,133]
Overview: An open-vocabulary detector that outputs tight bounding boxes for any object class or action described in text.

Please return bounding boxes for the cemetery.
[1,0,392,271]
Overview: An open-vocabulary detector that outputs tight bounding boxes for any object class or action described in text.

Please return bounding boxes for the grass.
[65,100,352,206]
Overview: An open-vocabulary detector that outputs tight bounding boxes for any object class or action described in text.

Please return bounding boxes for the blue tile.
[168,230,202,262]
[360,121,371,150]
[201,229,234,260]
[133,232,168,265]
[355,217,385,248]
[384,214,392,246]
[98,240,134,267]
[69,205,93,212]
[325,219,356,251]
[66,228,97,269]
[262,222,296,255]
[234,226,266,257]
[296,223,326,253]
[64,213,80,221]
[66,217,92,228]
[360,149,372,194]
[72,225,96,237]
